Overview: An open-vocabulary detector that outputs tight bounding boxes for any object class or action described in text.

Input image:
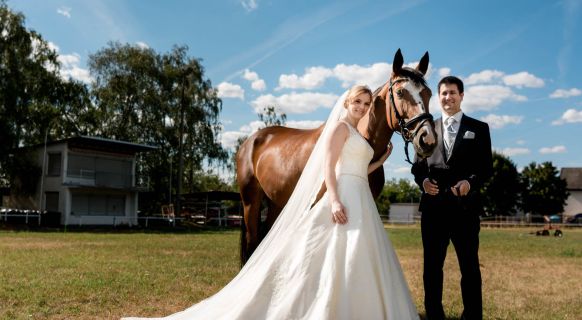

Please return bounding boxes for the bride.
[123,85,420,319]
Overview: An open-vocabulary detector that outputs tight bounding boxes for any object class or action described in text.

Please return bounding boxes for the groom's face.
[438,83,464,116]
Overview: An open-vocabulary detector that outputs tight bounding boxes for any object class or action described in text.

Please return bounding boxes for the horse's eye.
[396,90,404,98]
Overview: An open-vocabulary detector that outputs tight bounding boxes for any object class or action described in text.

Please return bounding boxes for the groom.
[412,76,493,320]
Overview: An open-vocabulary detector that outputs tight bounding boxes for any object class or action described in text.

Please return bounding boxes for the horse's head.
[381,49,437,162]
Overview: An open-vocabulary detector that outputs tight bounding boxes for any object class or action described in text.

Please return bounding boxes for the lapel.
[447,114,468,163]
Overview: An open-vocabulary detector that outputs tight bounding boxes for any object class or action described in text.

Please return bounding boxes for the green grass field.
[0,226,580,319]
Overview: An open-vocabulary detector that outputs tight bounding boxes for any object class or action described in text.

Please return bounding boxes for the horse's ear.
[417,51,429,76]
[393,48,404,74]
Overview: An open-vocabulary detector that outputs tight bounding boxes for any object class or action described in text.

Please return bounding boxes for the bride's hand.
[331,200,348,224]
[380,142,393,162]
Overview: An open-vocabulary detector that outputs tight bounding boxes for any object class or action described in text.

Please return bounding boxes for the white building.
[8,136,156,226]
[389,203,419,224]
[560,167,582,220]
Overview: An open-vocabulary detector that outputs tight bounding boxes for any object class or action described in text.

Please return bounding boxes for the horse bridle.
[388,77,434,164]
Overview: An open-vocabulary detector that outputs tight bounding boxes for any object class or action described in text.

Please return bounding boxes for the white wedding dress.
[123,94,419,320]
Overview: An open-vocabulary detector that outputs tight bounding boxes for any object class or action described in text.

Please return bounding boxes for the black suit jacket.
[412,114,493,214]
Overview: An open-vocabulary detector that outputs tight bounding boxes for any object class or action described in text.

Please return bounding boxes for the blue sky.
[9,0,582,181]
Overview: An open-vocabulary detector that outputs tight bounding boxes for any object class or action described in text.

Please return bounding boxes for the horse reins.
[388,77,434,164]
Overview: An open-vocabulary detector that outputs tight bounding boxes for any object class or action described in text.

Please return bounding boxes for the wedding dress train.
[123,101,419,320]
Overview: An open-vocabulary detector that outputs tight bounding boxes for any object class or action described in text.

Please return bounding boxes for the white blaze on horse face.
[402,81,426,113]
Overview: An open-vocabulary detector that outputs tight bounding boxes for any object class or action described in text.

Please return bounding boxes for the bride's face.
[346,93,372,120]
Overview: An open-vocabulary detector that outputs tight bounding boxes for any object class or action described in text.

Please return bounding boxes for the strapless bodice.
[335,123,374,180]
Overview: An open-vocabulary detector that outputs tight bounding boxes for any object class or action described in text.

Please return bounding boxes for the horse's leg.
[265,201,282,232]
[240,178,264,264]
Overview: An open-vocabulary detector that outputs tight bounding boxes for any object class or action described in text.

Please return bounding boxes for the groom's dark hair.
[438,76,464,94]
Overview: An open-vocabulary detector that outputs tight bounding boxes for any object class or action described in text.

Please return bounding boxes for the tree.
[88,42,228,210]
[520,161,569,217]
[258,106,287,127]
[0,1,90,184]
[481,152,521,216]
[375,178,421,216]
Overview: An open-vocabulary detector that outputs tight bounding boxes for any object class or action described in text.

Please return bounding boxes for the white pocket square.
[463,131,475,139]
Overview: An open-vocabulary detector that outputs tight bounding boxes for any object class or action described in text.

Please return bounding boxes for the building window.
[47,153,62,176]
[71,193,126,216]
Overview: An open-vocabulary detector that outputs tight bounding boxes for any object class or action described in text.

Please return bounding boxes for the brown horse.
[236,49,437,263]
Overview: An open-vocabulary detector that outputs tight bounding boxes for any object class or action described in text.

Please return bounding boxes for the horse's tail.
[237,134,264,267]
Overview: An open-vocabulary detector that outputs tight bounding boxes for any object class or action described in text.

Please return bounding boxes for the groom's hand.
[451,180,470,196]
[423,178,439,196]
[331,200,348,224]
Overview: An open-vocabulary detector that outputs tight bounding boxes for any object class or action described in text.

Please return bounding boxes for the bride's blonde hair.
[343,85,373,108]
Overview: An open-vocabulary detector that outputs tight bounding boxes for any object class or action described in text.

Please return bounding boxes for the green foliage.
[5,153,41,196]
[376,178,421,216]
[0,1,90,183]
[190,171,234,192]
[258,106,286,127]
[481,152,521,216]
[520,161,569,216]
[88,42,228,204]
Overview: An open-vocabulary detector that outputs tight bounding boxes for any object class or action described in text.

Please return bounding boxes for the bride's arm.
[367,142,393,174]
[324,122,349,224]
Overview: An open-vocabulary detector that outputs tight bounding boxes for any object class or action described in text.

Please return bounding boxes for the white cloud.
[464,70,504,85]
[438,67,451,78]
[480,114,523,129]
[550,88,582,99]
[241,0,258,12]
[136,41,149,49]
[539,145,567,154]
[251,92,338,114]
[36,41,91,83]
[333,62,391,89]
[516,139,526,145]
[285,120,323,129]
[239,120,265,134]
[277,62,393,90]
[217,82,245,100]
[278,66,334,90]
[497,147,531,157]
[394,166,411,174]
[552,108,582,125]
[221,131,247,149]
[47,41,60,52]
[251,80,266,91]
[57,7,71,18]
[462,70,544,88]
[243,69,260,81]
[462,85,527,112]
[502,71,544,88]
[58,53,92,83]
[220,120,264,149]
[243,69,266,91]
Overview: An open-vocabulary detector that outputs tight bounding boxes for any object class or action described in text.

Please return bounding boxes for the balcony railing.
[66,169,133,189]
